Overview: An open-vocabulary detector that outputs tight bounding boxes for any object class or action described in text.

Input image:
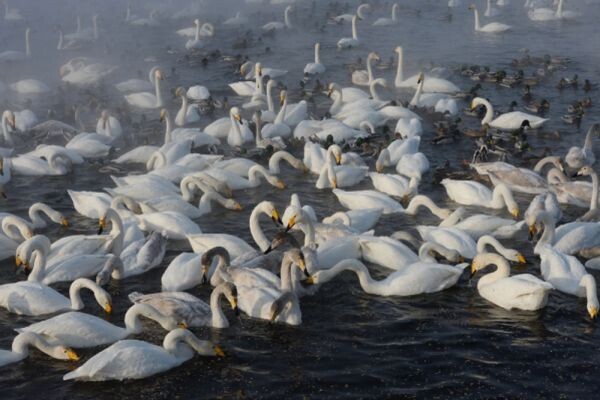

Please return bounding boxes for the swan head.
[194,18,200,25]
[287,248,309,277]
[240,61,253,76]
[279,90,287,106]
[468,4,476,10]
[417,72,425,84]
[154,68,164,81]
[470,97,486,111]
[3,110,16,129]
[230,107,242,122]
[580,274,599,319]
[159,109,170,124]
[576,165,594,177]
[175,86,185,97]
[368,52,381,62]
[226,198,243,211]
[255,62,263,76]
[327,82,341,97]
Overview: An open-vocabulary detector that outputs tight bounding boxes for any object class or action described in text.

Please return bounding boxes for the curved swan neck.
[275,92,287,124]
[248,165,271,184]
[124,304,172,334]
[28,247,48,282]
[326,259,380,294]
[392,4,398,21]
[476,235,508,257]
[546,167,568,183]
[405,195,449,219]
[209,285,230,328]
[418,242,439,262]
[533,156,560,173]
[12,333,56,359]
[478,98,494,125]
[474,253,510,287]
[366,54,375,83]
[284,6,292,28]
[69,278,98,310]
[2,216,32,241]
[491,184,516,211]
[583,125,596,152]
[269,151,295,174]
[472,6,481,31]
[266,80,275,112]
[249,202,272,251]
[410,75,424,106]
[370,79,384,101]
[536,212,556,250]
[28,203,57,229]
[394,47,404,85]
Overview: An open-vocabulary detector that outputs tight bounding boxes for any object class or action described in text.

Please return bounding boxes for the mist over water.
[1,0,600,398]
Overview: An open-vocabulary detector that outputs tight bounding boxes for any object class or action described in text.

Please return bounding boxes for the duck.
[17,304,184,348]
[471,253,553,311]
[471,97,548,130]
[63,329,223,381]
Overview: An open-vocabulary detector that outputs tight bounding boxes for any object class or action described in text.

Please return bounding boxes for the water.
[1,0,600,398]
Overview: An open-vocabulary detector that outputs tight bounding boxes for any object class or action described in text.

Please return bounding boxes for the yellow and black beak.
[590,307,598,320]
[61,218,69,227]
[98,217,106,234]
[528,224,537,241]
[285,215,297,232]
[104,302,112,314]
[271,209,283,226]
[517,254,527,265]
[470,263,477,278]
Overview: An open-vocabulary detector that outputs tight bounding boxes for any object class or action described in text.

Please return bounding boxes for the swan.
[524,192,562,227]
[125,68,164,109]
[9,79,50,94]
[471,97,548,130]
[0,27,30,62]
[0,278,111,316]
[442,179,519,217]
[95,232,167,280]
[240,61,287,80]
[529,0,578,21]
[18,303,184,348]
[369,172,420,199]
[0,202,67,230]
[0,157,10,197]
[315,149,368,189]
[396,152,430,179]
[486,168,549,195]
[394,46,460,93]
[174,88,200,126]
[262,5,293,31]
[337,15,360,49]
[261,90,292,139]
[64,329,222,381]
[115,66,158,93]
[528,211,600,256]
[200,164,285,191]
[375,136,421,172]
[140,179,241,219]
[7,152,72,176]
[373,4,399,26]
[409,73,456,114]
[130,10,160,27]
[68,190,140,220]
[136,211,201,240]
[177,20,214,38]
[223,12,248,26]
[565,124,599,170]
[129,283,237,328]
[306,258,468,296]
[468,4,511,33]
[333,3,370,23]
[3,1,23,21]
[61,60,118,86]
[304,42,326,75]
[187,201,282,258]
[537,245,598,319]
[352,52,379,87]
[225,107,254,147]
[13,109,39,132]
[471,253,553,311]
[113,145,160,164]
[254,110,286,150]
[547,167,594,208]
[322,209,382,233]
[395,117,423,138]
[66,15,98,40]
[185,18,208,50]
[228,63,263,98]
[440,208,525,240]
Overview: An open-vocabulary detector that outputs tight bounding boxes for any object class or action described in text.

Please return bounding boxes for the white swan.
[64,329,222,381]
[373,4,399,26]
[538,245,598,319]
[369,172,419,199]
[125,68,164,109]
[185,18,208,50]
[261,90,292,139]
[471,97,548,130]
[0,202,67,230]
[565,124,599,170]
[468,4,511,33]
[9,79,50,94]
[442,179,519,217]
[0,278,111,316]
[0,27,30,62]
[7,152,72,176]
[174,88,200,126]
[440,208,525,240]
[528,211,600,256]
[304,42,326,75]
[351,52,379,87]
[394,46,460,93]
[115,66,158,93]
[409,73,456,114]
[136,211,201,240]
[337,15,360,49]
[333,3,370,23]
[375,136,421,172]
[129,283,238,328]
[262,5,293,31]
[18,303,183,348]
[0,332,78,368]
[471,253,553,311]
[306,258,468,296]
[316,145,368,189]
[0,216,33,261]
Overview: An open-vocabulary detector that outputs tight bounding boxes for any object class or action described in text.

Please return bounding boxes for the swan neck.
[590,171,598,211]
[210,285,229,328]
[473,7,481,30]
[25,29,31,56]
[480,99,494,125]
[351,16,358,40]
[155,75,163,107]
[28,247,47,282]
[284,6,292,28]
[314,43,321,64]
[405,195,447,219]
[491,185,515,211]
[250,204,272,251]
[533,156,558,173]
[395,47,403,85]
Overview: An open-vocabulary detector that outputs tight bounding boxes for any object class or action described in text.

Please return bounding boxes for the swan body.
[125,68,164,109]
[304,42,326,75]
[9,79,50,94]
[471,97,548,130]
[442,179,519,217]
[337,15,360,49]
[469,5,511,33]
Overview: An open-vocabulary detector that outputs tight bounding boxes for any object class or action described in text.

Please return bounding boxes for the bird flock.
[0,0,598,384]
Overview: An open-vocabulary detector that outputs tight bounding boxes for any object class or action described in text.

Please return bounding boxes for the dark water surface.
[2,0,600,398]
